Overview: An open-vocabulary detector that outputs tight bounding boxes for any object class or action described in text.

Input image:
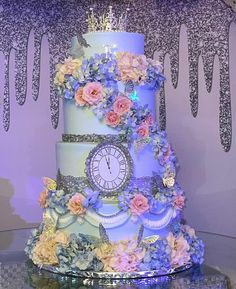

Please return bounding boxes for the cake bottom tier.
[25,205,204,277]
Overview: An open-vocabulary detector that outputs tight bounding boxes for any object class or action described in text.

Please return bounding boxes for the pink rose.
[173,195,185,210]
[75,87,87,106]
[82,82,103,105]
[67,193,86,216]
[143,114,154,126]
[105,111,121,127]
[39,189,48,208]
[130,193,149,216]
[113,96,133,116]
[137,124,149,138]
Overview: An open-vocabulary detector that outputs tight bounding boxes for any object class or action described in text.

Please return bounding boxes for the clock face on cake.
[86,142,132,194]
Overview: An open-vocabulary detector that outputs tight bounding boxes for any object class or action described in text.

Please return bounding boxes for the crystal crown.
[86,6,129,33]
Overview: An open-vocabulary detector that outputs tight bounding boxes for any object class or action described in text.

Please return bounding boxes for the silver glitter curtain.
[0,0,235,151]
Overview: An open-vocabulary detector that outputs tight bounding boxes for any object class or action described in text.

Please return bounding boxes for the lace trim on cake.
[62,133,129,143]
[57,169,160,197]
[56,171,90,193]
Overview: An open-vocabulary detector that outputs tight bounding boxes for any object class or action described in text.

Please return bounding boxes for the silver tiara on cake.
[86,6,129,32]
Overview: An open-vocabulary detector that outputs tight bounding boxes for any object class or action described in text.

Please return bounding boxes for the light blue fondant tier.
[63,84,156,135]
[81,32,144,58]
[64,32,156,135]
[63,100,117,135]
[56,142,96,177]
[56,141,163,178]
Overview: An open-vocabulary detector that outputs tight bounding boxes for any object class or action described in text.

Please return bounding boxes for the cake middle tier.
[56,141,163,178]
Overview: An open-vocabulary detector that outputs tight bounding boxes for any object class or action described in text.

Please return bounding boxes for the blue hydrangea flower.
[83,189,102,211]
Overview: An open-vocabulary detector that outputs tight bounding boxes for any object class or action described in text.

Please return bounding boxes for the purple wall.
[0,32,63,230]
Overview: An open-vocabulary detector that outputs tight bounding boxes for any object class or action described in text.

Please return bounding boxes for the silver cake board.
[41,262,193,279]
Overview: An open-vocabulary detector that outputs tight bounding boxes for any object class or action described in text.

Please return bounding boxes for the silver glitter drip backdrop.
[0,0,235,151]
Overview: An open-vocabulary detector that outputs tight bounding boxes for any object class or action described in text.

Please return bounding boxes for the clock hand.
[105,156,112,174]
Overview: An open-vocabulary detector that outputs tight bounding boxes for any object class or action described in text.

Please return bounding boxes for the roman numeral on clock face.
[119,159,126,166]
[105,147,111,155]
[104,181,109,189]
[120,168,126,173]
[112,180,117,187]
[97,150,104,157]
[94,174,101,182]
[93,166,99,172]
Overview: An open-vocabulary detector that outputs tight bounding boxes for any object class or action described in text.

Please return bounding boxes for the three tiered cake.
[25,8,204,278]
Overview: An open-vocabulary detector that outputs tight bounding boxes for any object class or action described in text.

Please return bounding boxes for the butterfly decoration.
[137,225,144,246]
[42,212,57,238]
[77,34,91,48]
[43,177,57,191]
[141,235,160,245]
[99,223,110,244]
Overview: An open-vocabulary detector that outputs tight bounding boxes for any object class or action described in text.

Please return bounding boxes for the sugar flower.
[67,193,86,216]
[163,176,175,188]
[143,114,154,126]
[130,193,150,216]
[182,225,196,238]
[167,232,190,268]
[163,169,175,188]
[54,231,69,245]
[95,239,146,272]
[32,238,58,265]
[32,231,68,266]
[105,111,121,127]
[113,95,133,116]
[82,82,104,105]
[116,52,148,83]
[137,123,149,138]
[54,57,82,85]
[173,195,185,211]
[42,177,57,191]
[39,189,48,208]
[74,87,87,106]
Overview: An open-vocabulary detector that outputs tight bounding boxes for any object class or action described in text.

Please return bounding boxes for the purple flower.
[83,189,102,210]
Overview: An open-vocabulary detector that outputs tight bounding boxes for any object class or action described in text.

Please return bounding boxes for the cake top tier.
[72,32,144,59]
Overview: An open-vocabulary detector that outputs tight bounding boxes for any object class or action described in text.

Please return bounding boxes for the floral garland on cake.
[38,175,185,225]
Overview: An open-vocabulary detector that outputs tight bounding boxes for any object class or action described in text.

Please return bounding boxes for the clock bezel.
[85,141,133,195]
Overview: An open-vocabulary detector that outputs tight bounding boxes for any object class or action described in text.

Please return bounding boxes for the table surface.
[0,228,235,289]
